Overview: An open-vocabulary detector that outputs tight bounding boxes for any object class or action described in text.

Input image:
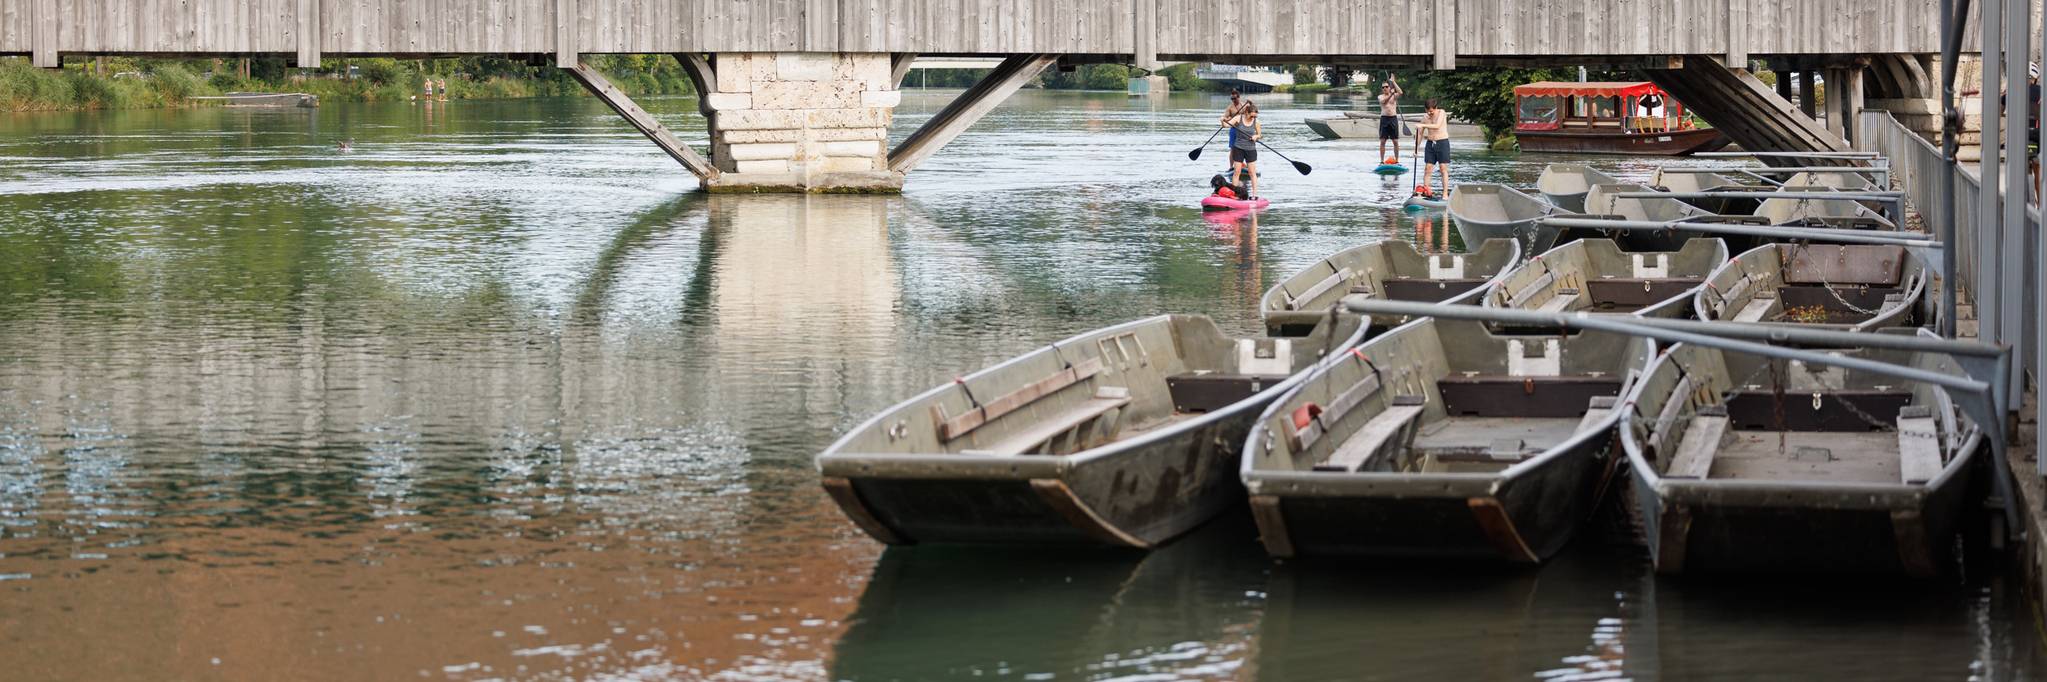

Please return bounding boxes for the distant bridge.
[0,0,1974,192]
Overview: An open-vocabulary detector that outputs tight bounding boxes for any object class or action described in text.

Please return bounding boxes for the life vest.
[1215,186,1238,199]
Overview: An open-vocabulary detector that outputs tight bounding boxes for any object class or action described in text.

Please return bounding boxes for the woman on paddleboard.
[1227,104,1263,200]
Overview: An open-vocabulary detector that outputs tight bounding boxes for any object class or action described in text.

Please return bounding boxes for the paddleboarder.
[1377,74,1404,164]
[1220,89,1247,167]
[1227,104,1263,200]
[1414,99,1451,199]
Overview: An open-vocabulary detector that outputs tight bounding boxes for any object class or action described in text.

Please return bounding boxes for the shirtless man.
[1377,75,1404,163]
[1413,99,1451,197]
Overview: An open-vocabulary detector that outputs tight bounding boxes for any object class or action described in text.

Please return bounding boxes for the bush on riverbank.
[2,54,693,112]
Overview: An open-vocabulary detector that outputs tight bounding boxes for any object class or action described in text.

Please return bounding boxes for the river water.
[0,88,2040,681]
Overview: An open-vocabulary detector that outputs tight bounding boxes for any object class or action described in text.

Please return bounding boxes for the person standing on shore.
[1377,74,1404,164]
[1414,99,1451,197]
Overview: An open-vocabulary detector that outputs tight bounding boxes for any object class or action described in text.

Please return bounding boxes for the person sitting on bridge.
[1227,104,1263,199]
[1377,74,1404,163]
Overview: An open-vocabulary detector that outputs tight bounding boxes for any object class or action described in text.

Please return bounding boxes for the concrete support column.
[1822,69,1846,138]
[1774,70,1794,101]
[700,53,903,194]
[1840,66,1864,143]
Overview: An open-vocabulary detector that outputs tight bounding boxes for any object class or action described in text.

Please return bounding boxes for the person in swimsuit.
[1227,104,1262,199]
[1414,99,1451,198]
[1377,74,1404,164]
[1221,89,1246,168]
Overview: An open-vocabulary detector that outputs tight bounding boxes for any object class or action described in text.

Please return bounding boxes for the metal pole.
[1938,0,1964,340]
[1537,217,1944,248]
[2037,0,2047,480]
[2001,0,2027,410]
[1979,0,2003,364]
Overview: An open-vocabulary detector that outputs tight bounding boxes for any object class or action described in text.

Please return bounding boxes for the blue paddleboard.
[1374,163,1408,175]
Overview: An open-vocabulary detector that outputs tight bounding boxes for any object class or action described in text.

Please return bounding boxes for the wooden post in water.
[1799,72,1819,118]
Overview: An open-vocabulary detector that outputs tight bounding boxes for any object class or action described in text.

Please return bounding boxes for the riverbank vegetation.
[2,54,696,112]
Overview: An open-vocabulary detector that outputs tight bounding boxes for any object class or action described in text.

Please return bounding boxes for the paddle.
[1187,126,1225,161]
[1254,140,1312,175]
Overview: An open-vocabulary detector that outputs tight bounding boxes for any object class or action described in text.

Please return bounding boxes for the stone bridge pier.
[567,52,1053,194]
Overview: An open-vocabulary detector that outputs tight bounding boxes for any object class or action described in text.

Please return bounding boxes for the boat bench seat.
[1535,288,1583,313]
[1731,293,1780,323]
[1665,407,1731,479]
[936,357,1126,455]
[1585,278,1703,310]
[1314,395,1426,472]
[1897,406,1944,484]
[1168,372,1288,414]
[962,387,1132,456]
[1724,389,1913,431]
[1437,375,1623,419]
[1381,278,1488,303]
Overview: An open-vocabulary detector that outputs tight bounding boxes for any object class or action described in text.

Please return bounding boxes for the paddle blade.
[1292,160,1313,175]
[1190,147,1208,161]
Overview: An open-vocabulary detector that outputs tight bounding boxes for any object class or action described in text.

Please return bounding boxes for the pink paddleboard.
[1201,195,1270,211]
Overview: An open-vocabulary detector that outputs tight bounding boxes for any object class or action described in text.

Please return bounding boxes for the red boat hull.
[1515,127,1731,155]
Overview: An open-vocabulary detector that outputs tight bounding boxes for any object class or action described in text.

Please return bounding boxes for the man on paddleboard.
[1221,89,1246,163]
[1377,74,1404,164]
[1414,99,1451,199]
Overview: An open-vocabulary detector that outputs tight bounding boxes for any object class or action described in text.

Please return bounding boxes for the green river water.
[0,89,2041,680]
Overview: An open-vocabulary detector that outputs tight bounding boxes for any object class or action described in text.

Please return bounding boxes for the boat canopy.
[1513,81,1667,98]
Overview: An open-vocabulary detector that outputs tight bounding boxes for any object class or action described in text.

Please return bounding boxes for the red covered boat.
[1513,81,1731,155]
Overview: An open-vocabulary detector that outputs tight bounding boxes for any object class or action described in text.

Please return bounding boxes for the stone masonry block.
[749,53,778,84]
[705,92,754,111]
[811,127,888,142]
[753,81,861,110]
[851,55,891,90]
[718,109,808,131]
[735,159,791,174]
[715,54,753,93]
[821,156,878,173]
[723,129,805,144]
[728,142,799,161]
[861,90,902,108]
[808,108,891,129]
[819,140,883,158]
[777,53,835,81]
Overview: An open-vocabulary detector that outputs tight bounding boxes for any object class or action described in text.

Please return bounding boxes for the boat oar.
[1255,140,1312,175]
[1188,127,1225,161]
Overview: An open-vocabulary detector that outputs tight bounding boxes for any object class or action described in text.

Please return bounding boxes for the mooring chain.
[1786,242,1882,318]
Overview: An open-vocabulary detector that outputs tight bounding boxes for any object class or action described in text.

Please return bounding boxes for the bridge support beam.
[1643,58,1849,164]
[564,61,718,180]
[697,53,904,193]
[889,55,1059,174]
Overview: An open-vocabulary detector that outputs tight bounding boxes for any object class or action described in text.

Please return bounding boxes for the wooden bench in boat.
[1437,375,1624,419]
[1731,292,1780,322]
[1535,288,1582,313]
[1423,395,1620,465]
[1584,278,1704,311]
[1314,395,1426,472]
[1168,372,1288,413]
[1897,405,1944,484]
[933,357,1131,456]
[1381,278,1489,302]
[1665,405,1730,479]
[1723,389,1912,431]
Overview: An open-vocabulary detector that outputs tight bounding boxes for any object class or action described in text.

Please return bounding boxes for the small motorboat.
[1240,317,1654,561]
[1260,238,1522,336]
[817,313,1367,548]
[1485,238,1728,319]
[1694,243,1932,331]
[1652,167,1763,215]
[1580,182,1733,251]
[1618,336,1985,576]
[1755,171,1887,228]
[1535,164,1621,212]
[1449,183,1573,252]
[1203,195,1270,211]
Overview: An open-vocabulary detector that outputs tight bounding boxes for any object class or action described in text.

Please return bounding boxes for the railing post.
[2001,0,2028,410]
[1979,0,2002,369]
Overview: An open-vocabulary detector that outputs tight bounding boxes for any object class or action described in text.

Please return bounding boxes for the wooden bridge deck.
[3,0,1969,69]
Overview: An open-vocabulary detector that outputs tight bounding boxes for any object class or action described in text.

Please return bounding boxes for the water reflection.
[834,514,1268,680]
[0,89,2042,681]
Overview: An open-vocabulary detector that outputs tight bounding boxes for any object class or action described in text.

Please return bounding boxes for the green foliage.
[1159,63,1220,92]
[1290,83,1333,95]
[1291,65,1318,85]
